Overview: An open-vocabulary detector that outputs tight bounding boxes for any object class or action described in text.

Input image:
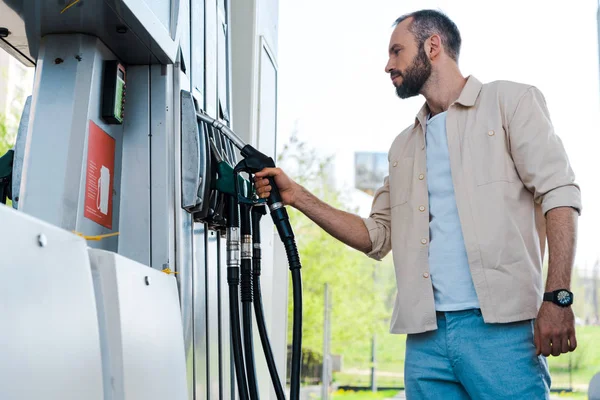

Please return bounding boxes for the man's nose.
[385,58,394,74]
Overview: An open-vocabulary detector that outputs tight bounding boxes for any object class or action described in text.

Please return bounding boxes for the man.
[255,9,581,399]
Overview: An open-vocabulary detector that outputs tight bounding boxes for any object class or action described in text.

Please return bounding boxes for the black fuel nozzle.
[236,146,282,204]
[234,146,296,254]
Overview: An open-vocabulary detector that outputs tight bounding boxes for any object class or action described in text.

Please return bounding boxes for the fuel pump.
[211,145,285,400]
[209,132,284,400]
[196,111,303,400]
[181,89,302,400]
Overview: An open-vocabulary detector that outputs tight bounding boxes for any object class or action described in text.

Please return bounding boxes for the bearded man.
[255,9,581,399]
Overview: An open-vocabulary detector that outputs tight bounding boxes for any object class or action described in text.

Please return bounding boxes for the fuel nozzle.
[234,146,296,256]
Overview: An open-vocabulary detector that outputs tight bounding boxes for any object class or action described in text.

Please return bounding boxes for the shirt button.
[418,174,425,180]
[419,205,426,212]
[392,161,398,167]
[488,130,495,136]
[420,238,428,245]
[423,272,430,278]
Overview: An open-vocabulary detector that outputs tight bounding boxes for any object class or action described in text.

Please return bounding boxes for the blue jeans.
[405,309,551,399]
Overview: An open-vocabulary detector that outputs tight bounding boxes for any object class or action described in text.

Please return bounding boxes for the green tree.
[280,131,397,367]
[0,113,15,155]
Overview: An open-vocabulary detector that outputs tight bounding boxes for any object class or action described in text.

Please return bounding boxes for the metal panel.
[142,0,172,32]
[206,228,221,398]
[191,0,205,98]
[217,0,229,121]
[178,0,191,74]
[150,64,175,270]
[0,2,34,66]
[118,66,151,266]
[193,223,208,398]
[257,0,279,60]
[0,0,178,65]
[229,0,257,145]
[18,35,120,253]
[11,95,31,209]
[204,0,218,115]
[257,36,277,158]
[225,0,233,127]
[173,70,195,400]
[218,236,233,400]
[19,34,95,227]
[76,39,125,254]
[88,249,188,400]
[0,206,104,400]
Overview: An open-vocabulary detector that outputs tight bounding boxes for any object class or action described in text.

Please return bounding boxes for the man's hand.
[534,302,577,357]
[254,167,298,206]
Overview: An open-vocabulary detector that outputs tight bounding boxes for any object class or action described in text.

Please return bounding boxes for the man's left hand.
[534,302,577,357]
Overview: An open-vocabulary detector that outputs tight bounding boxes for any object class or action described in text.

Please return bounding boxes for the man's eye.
[394,49,401,55]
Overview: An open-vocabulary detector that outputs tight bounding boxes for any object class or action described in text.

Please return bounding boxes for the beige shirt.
[363,76,582,335]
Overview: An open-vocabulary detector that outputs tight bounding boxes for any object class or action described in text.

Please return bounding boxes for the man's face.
[385,19,432,99]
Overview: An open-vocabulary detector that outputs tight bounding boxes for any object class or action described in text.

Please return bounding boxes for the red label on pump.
[84,121,115,229]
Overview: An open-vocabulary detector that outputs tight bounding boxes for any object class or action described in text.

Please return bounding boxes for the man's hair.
[394,10,461,62]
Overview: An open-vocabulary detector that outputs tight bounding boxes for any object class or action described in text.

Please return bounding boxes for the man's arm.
[535,206,578,357]
[254,167,387,255]
[506,86,581,357]
[293,184,372,253]
[545,207,577,292]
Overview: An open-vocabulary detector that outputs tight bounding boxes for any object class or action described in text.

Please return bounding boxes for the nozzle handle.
[235,145,283,208]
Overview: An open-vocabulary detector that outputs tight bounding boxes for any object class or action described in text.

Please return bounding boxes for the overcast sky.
[277,0,600,272]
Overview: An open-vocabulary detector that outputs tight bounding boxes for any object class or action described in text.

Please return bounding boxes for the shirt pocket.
[388,157,414,207]
[469,127,519,186]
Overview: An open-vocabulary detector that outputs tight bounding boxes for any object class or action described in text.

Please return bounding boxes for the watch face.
[557,290,572,305]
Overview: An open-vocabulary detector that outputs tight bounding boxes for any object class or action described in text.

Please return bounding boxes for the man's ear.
[425,34,442,60]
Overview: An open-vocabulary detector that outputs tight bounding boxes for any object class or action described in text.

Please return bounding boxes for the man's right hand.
[254,168,298,207]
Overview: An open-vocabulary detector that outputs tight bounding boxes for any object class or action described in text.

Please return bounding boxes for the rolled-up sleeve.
[363,176,392,260]
[508,86,582,216]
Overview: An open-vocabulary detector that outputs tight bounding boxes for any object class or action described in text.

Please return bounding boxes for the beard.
[394,47,432,99]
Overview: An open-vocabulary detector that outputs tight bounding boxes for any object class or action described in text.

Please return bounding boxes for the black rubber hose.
[243,302,260,400]
[225,195,248,400]
[228,270,249,400]
[252,207,286,400]
[283,238,302,400]
[225,195,240,229]
[240,203,260,400]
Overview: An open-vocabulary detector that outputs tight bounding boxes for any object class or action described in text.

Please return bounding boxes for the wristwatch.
[543,289,573,307]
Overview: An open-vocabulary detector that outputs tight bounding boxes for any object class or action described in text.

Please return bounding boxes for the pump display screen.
[102,61,126,124]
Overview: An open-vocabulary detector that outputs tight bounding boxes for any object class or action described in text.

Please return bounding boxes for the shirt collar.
[413,75,483,128]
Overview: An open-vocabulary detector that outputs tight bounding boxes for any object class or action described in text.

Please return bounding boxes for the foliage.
[0,113,15,155]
